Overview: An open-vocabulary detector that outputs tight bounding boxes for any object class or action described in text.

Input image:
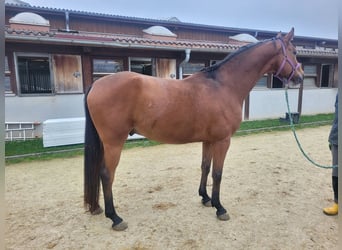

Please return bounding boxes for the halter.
[274,38,301,84]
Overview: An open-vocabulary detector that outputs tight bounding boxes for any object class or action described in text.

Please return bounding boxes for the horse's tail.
[84,86,103,213]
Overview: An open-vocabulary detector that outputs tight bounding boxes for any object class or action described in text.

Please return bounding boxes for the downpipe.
[179,49,191,79]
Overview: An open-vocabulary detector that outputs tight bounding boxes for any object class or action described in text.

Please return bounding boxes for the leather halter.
[274,38,301,84]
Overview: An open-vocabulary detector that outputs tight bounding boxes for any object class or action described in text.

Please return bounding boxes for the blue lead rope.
[284,87,337,169]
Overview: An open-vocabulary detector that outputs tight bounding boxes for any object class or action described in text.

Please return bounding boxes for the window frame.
[254,74,268,89]
[4,55,14,96]
[181,61,206,79]
[302,64,318,89]
[92,57,124,82]
[320,63,334,88]
[14,52,54,96]
[129,57,154,76]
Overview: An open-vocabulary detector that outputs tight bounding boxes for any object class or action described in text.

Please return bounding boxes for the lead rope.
[284,87,337,169]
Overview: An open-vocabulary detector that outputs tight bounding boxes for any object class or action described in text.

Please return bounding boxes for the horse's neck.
[218,40,278,101]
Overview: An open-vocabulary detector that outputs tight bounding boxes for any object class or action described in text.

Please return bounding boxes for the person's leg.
[332,144,338,203]
[323,145,338,215]
[333,176,338,203]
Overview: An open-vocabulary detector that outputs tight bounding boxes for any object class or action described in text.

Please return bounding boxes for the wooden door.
[155,58,176,79]
[52,54,83,93]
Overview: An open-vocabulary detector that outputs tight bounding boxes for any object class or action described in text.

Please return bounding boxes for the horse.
[84,28,304,231]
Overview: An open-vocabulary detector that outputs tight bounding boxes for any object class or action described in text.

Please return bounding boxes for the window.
[271,76,283,88]
[17,55,52,94]
[320,64,334,87]
[303,64,317,88]
[255,75,268,88]
[182,62,205,78]
[129,57,153,75]
[16,53,84,95]
[5,56,13,94]
[93,59,123,81]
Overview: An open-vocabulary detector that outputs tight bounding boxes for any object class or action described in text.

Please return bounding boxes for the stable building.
[5,1,338,141]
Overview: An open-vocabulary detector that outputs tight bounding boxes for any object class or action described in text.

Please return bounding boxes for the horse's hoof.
[91,207,103,215]
[217,213,230,221]
[203,200,212,207]
[112,221,128,231]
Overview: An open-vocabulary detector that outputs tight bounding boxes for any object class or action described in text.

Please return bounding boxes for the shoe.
[323,203,338,215]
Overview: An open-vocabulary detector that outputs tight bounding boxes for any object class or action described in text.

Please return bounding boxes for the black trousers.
[332,176,338,203]
[330,144,338,203]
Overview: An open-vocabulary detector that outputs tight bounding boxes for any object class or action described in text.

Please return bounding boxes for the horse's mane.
[201,38,274,78]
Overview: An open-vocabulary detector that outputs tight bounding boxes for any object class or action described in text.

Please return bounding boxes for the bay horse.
[84,28,304,231]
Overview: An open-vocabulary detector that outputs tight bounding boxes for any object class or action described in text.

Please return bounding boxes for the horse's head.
[274,28,304,87]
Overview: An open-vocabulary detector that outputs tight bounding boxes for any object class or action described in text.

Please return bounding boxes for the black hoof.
[112,221,128,231]
[216,209,230,221]
[217,213,230,221]
[202,198,212,207]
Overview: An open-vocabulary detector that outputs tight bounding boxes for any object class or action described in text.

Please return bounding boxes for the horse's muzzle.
[288,73,304,88]
[293,73,304,85]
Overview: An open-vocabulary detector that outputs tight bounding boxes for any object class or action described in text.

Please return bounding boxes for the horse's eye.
[293,50,297,55]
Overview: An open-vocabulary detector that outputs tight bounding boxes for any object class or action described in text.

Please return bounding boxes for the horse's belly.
[135,118,231,144]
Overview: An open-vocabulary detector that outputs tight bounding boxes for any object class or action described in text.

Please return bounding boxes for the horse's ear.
[276,31,282,39]
[283,27,295,44]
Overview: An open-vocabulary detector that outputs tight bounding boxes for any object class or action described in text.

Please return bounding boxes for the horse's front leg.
[211,138,230,221]
[101,144,128,231]
[199,142,213,207]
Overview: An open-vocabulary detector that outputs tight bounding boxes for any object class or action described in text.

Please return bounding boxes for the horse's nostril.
[296,76,303,84]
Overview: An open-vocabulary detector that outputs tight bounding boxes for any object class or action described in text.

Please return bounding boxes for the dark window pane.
[18,57,52,94]
[182,63,205,75]
[93,59,123,73]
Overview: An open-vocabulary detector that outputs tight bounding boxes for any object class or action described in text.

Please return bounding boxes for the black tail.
[84,86,103,213]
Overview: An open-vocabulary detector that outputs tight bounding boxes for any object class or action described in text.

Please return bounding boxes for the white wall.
[301,88,338,115]
[248,88,299,120]
[5,94,85,136]
[248,87,337,120]
[5,94,85,122]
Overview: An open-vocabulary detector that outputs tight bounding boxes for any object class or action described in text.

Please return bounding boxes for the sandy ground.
[5,126,338,250]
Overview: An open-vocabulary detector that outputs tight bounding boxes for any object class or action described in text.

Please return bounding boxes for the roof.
[6,1,333,41]
[4,2,338,57]
[5,0,337,43]
[4,28,240,52]
[5,27,338,57]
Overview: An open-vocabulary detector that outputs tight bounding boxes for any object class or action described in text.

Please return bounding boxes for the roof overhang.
[5,29,240,53]
[5,28,338,58]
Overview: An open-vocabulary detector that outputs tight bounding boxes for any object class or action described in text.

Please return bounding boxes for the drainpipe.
[179,49,191,79]
[65,11,70,32]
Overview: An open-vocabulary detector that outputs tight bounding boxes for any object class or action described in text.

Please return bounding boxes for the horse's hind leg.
[199,142,213,207]
[101,142,128,231]
[211,139,230,221]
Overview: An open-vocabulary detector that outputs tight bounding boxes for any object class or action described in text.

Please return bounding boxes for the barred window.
[17,56,52,94]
